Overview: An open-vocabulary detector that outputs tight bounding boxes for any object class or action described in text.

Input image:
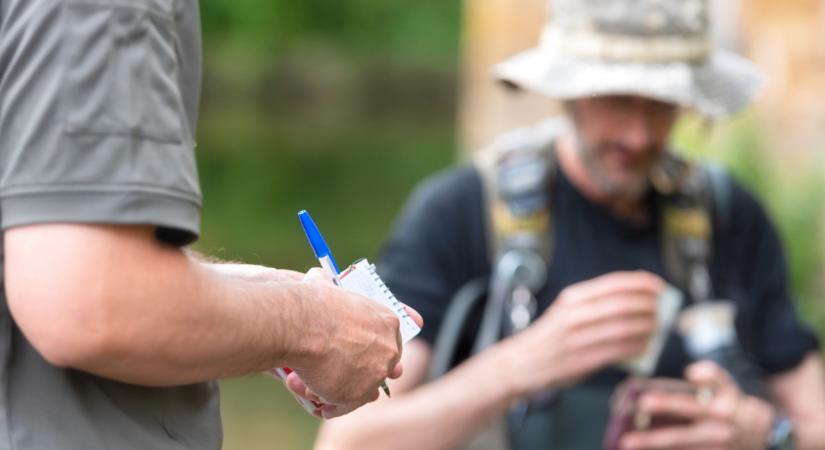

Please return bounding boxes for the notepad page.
[619,285,683,376]
[339,259,421,344]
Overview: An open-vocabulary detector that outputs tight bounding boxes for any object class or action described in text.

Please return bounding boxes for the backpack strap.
[474,119,565,270]
[473,119,564,346]
[706,163,734,233]
[428,120,563,380]
[654,151,716,301]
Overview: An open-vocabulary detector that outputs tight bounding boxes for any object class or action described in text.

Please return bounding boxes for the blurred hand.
[504,271,662,394]
[619,361,774,450]
[280,268,423,419]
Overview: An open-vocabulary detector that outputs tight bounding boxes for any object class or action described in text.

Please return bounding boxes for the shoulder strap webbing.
[706,163,733,233]
[475,119,565,267]
[656,153,732,301]
[472,119,562,349]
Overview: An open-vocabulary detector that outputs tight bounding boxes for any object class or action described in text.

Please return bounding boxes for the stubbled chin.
[601,147,656,172]
[604,157,652,185]
[601,171,650,200]
[582,151,653,200]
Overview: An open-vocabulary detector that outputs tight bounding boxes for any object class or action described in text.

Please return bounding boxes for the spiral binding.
[367,263,411,321]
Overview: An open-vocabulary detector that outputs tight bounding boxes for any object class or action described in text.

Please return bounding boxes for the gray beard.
[575,140,651,202]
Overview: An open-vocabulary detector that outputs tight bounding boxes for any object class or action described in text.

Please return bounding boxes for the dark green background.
[192,3,824,448]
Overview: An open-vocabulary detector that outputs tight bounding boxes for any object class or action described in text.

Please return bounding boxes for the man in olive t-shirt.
[0,1,418,449]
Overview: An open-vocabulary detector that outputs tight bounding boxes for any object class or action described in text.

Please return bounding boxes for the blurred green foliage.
[194,3,462,449]
[195,1,462,271]
[192,3,823,450]
[200,0,461,65]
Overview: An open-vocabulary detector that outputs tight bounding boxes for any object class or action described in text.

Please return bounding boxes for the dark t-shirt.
[379,163,818,384]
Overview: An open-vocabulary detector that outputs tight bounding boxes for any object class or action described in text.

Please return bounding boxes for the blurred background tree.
[195,1,463,448]
[193,1,824,449]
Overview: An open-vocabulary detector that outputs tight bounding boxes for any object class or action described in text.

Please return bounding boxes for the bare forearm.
[793,424,825,450]
[787,396,825,450]
[6,226,328,386]
[768,353,825,450]
[317,343,523,450]
[81,254,326,385]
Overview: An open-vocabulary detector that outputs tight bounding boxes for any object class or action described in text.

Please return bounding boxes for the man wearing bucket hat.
[316,0,825,449]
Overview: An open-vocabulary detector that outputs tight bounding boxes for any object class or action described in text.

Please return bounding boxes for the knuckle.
[557,288,573,304]
[559,285,582,304]
[389,346,401,365]
[386,314,401,330]
[635,271,664,291]
[609,271,636,286]
[714,402,736,420]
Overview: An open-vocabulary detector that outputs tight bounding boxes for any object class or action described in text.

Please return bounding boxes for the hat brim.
[493,45,763,119]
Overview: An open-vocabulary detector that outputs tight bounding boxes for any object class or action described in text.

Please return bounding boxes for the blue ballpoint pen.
[298,210,342,285]
[298,210,392,398]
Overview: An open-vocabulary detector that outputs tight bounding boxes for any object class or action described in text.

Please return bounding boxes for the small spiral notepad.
[339,259,421,344]
[271,258,420,414]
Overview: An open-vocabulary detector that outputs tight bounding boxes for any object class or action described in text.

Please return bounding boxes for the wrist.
[492,335,558,399]
[765,409,796,450]
[478,342,530,402]
[741,396,789,450]
[753,399,777,450]
[274,282,331,368]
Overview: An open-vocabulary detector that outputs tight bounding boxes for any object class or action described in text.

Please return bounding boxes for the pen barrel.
[318,256,341,285]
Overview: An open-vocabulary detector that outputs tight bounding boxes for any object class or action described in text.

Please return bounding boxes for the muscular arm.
[768,352,825,450]
[5,224,398,390]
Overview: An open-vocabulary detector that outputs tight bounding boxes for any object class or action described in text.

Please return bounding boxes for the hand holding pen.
[298,211,393,398]
[273,211,423,419]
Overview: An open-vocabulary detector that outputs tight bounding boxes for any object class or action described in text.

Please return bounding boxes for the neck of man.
[557,132,650,225]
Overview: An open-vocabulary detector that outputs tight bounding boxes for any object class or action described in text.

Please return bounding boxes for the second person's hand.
[502,271,662,396]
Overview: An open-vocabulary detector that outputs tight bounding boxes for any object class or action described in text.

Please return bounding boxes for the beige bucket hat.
[494,0,763,118]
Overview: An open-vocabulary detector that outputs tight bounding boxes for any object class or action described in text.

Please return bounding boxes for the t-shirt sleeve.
[378,166,488,346]
[721,179,819,375]
[0,1,201,246]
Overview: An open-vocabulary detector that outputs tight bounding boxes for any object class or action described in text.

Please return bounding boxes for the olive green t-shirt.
[0,1,221,448]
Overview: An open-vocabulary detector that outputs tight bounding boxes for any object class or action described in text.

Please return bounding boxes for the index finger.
[560,271,665,305]
[685,360,735,389]
[404,305,424,328]
[638,390,706,422]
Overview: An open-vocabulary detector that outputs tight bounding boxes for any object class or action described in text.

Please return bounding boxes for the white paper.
[339,259,421,344]
[620,285,683,376]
